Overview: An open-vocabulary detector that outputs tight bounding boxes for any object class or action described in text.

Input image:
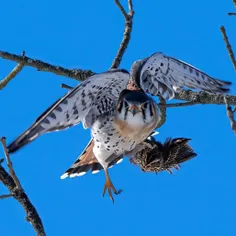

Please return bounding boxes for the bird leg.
[102,168,121,203]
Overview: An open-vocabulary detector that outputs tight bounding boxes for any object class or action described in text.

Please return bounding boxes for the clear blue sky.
[1,0,235,235]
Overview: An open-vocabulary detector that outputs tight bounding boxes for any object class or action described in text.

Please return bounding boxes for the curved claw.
[102,169,122,203]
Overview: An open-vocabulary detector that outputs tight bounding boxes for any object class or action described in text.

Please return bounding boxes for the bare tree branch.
[0,51,25,90]
[127,0,133,12]
[61,83,73,90]
[233,0,236,7]
[0,138,46,236]
[0,62,24,90]
[114,0,129,20]
[158,100,198,108]
[175,90,236,105]
[220,26,236,70]
[0,193,13,199]
[60,82,220,110]
[220,13,235,134]
[0,50,95,81]
[1,50,236,106]
[156,96,166,129]
[228,12,236,16]
[111,0,134,69]
[224,97,236,134]
[1,137,22,189]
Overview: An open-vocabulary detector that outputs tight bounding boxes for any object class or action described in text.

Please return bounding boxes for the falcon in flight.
[7,52,231,202]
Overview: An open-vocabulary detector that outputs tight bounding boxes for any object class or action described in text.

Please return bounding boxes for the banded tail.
[60,139,123,179]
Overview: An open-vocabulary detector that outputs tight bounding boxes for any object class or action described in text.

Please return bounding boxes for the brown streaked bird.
[7,52,231,202]
[130,137,197,174]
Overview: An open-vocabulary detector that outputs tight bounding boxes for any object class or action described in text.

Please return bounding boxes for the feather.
[131,52,231,99]
[7,70,129,153]
[61,139,124,179]
[130,137,197,173]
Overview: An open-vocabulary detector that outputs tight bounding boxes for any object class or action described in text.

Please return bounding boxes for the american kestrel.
[7,52,231,202]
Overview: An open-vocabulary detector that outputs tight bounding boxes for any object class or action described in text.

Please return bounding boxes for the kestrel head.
[116,89,158,126]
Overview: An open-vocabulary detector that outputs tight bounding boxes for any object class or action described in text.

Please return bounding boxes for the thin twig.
[128,0,134,13]
[0,51,25,90]
[228,12,236,16]
[114,0,129,20]
[156,96,166,129]
[224,97,236,134]
[0,64,24,90]
[61,83,73,90]
[0,138,46,236]
[0,50,95,81]
[220,26,236,70]
[175,90,236,106]
[233,0,236,8]
[1,137,22,189]
[61,82,201,108]
[110,0,134,69]
[0,193,13,199]
[158,100,198,108]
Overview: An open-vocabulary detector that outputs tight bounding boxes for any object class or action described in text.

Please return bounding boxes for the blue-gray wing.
[132,52,231,99]
[7,70,129,153]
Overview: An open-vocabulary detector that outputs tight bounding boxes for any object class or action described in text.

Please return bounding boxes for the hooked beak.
[129,105,141,116]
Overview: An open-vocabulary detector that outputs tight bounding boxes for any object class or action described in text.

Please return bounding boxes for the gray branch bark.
[0,165,46,236]
[0,138,45,236]
[1,50,236,106]
[0,50,95,82]
[111,0,134,69]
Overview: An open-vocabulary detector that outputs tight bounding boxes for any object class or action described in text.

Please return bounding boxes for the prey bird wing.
[8,70,129,153]
[131,52,231,99]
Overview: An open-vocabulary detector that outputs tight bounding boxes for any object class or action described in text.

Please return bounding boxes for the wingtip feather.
[60,173,69,179]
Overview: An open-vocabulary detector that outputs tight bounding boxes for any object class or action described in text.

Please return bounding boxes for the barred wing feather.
[135,52,231,99]
[7,70,129,153]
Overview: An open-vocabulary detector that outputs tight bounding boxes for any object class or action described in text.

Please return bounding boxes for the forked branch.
[111,0,134,69]
[224,98,236,134]
[220,26,236,70]
[0,138,46,236]
[0,51,25,90]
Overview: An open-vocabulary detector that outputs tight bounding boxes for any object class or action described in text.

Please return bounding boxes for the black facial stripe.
[117,100,123,113]
[124,100,129,108]
[124,105,128,120]
[141,108,146,121]
[149,103,154,117]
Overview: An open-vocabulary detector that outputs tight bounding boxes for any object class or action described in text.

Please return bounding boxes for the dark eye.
[141,102,148,109]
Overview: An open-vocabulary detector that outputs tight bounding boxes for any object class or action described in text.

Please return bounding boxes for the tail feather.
[91,163,103,174]
[60,139,123,179]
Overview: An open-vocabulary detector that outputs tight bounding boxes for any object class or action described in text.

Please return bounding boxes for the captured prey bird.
[7,52,231,202]
[130,137,197,174]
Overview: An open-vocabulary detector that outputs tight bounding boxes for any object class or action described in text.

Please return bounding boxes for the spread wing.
[7,69,129,153]
[131,52,231,99]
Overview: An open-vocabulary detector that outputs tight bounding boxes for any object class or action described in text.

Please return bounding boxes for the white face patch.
[125,112,145,127]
